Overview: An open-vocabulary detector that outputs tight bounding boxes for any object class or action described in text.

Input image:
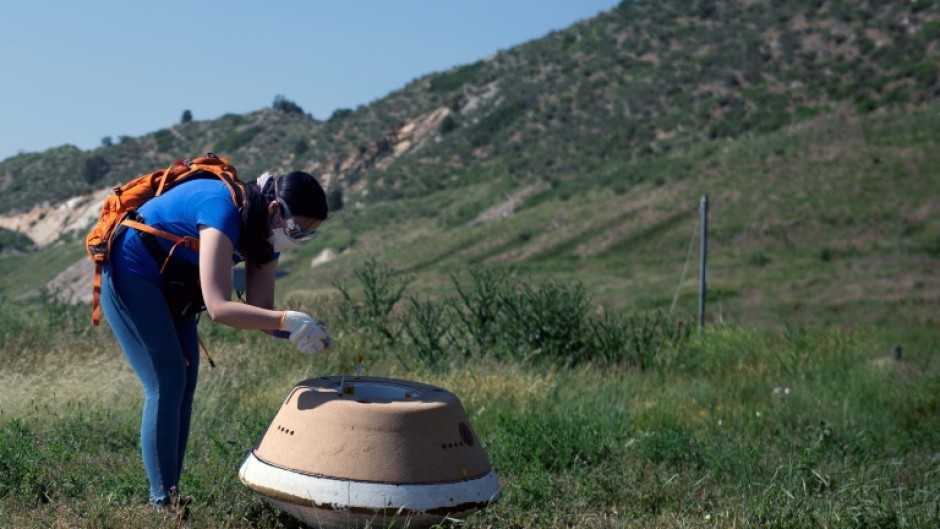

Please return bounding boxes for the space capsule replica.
[239,376,501,528]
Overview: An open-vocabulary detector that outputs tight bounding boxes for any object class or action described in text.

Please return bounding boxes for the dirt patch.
[45,257,95,303]
[311,248,337,268]
[469,182,551,226]
[0,187,109,247]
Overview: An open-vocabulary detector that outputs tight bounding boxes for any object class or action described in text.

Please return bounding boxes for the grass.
[0,241,87,301]
[1,272,939,528]
[0,102,937,526]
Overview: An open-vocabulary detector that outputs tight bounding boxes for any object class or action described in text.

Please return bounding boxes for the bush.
[0,228,34,252]
[326,187,344,212]
[333,259,412,345]
[335,261,692,369]
[912,61,938,89]
[293,138,309,157]
[215,126,261,153]
[272,95,304,115]
[402,296,453,369]
[451,268,507,355]
[329,108,353,121]
[588,310,692,369]
[440,114,458,134]
[82,155,110,184]
[495,281,590,363]
[154,129,174,152]
[429,61,485,93]
[467,98,531,147]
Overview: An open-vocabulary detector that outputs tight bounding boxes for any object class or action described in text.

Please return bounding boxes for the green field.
[1,104,939,528]
[1,270,938,528]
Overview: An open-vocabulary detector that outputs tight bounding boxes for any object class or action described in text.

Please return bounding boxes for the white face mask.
[268,228,303,252]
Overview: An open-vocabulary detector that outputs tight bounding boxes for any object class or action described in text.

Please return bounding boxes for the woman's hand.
[280,311,333,354]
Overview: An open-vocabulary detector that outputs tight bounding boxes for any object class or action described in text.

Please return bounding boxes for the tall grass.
[1,264,938,528]
[334,263,693,370]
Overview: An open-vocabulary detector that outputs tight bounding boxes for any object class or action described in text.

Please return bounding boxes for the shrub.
[429,61,485,93]
[82,155,110,184]
[333,259,412,345]
[329,108,353,121]
[402,296,453,369]
[215,126,261,153]
[0,228,34,252]
[293,138,309,157]
[495,281,590,363]
[326,187,344,212]
[336,261,694,369]
[272,95,304,115]
[154,129,174,152]
[912,61,938,89]
[588,310,692,369]
[440,114,458,134]
[451,268,507,355]
[467,98,531,147]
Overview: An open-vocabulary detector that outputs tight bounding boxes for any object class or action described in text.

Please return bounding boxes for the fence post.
[698,194,709,336]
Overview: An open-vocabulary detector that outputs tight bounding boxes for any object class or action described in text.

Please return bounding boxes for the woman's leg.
[173,315,200,483]
[100,266,198,503]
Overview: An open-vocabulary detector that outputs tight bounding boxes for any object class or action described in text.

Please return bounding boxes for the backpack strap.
[91,260,105,326]
[120,219,200,273]
[90,217,200,324]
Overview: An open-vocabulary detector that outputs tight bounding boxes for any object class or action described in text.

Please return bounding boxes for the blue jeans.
[100,265,199,503]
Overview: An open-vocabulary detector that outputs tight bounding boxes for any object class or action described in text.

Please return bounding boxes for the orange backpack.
[86,153,247,326]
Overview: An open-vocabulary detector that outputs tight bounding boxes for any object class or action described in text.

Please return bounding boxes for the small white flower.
[755,411,762,417]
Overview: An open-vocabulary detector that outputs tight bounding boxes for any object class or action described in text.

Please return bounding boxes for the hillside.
[0,0,937,328]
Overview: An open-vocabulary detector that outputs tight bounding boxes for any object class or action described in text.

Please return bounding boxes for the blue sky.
[0,1,619,162]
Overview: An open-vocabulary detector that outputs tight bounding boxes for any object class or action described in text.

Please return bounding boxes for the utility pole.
[698,194,709,336]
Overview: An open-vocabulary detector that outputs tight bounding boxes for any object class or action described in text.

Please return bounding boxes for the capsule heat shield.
[239,376,501,528]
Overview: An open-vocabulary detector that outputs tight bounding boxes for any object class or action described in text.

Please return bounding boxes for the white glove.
[280,311,333,355]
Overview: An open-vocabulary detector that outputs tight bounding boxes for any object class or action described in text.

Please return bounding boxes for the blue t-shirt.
[109,179,250,283]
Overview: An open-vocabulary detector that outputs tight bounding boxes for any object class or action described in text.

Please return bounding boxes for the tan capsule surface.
[252,376,492,484]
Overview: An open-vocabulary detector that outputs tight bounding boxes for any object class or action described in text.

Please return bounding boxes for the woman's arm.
[245,254,277,310]
[199,226,282,330]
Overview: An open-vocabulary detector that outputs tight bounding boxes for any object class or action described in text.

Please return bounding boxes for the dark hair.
[240,171,328,267]
[276,170,329,220]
